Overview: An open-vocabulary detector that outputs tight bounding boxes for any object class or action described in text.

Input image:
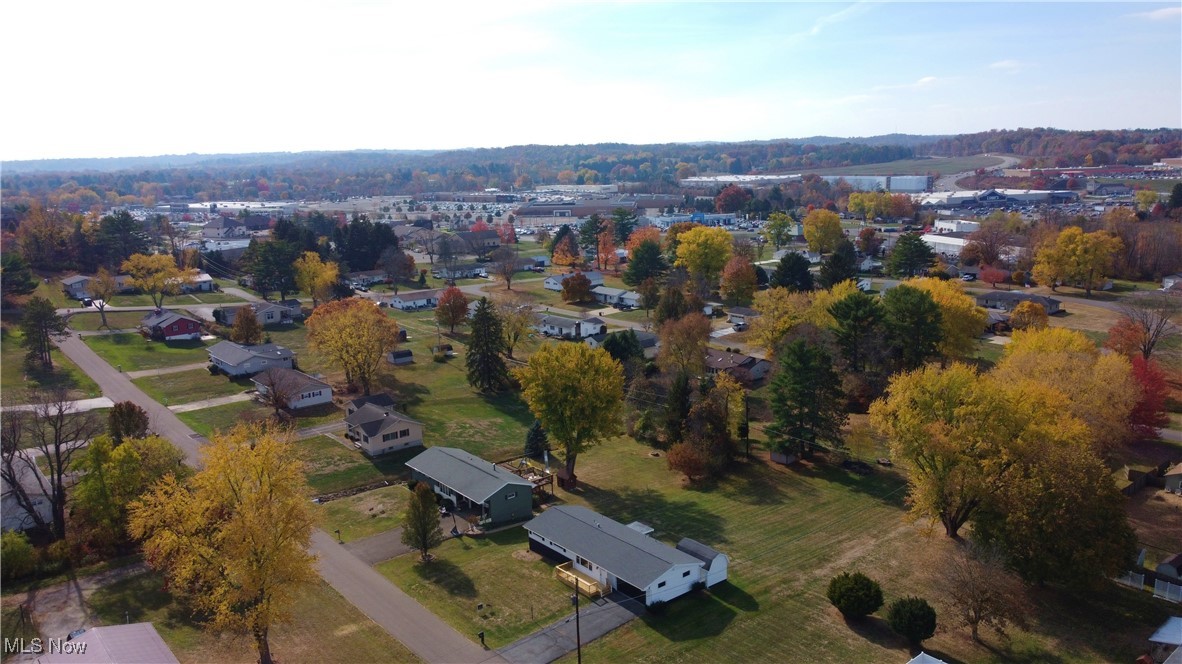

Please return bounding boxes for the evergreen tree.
[664,370,692,445]
[579,214,604,252]
[829,291,884,373]
[465,297,509,393]
[524,419,549,456]
[886,232,936,277]
[882,285,943,371]
[622,240,668,287]
[818,239,858,288]
[770,252,814,291]
[612,208,638,245]
[601,329,644,365]
[20,297,68,369]
[655,286,689,324]
[0,252,37,302]
[769,340,847,457]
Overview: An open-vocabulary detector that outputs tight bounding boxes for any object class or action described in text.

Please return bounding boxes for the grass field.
[376,528,574,649]
[297,435,415,495]
[0,327,101,404]
[132,369,252,405]
[176,401,345,439]
[316,483,412,541]
[83,334,213,372]
[65,310,153,331]
[803,155,1004,177]
[86,572,420,664]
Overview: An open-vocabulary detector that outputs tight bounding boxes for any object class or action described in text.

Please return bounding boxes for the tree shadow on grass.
[87,573,174,625]
[842,614,905,650]
[709,581,759,613]
[789,454,909,510]
[711,459,815,506]
[576,484,728,547]
[479,391,534,428]
[380,377,431,409]
[412,558,477,598]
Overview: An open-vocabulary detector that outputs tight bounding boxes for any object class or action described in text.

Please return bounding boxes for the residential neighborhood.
[2,4,1181,663]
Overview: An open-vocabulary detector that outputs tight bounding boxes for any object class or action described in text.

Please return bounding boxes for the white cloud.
[788,2,874,40]
[872,76,941,92]
[1125,6,1182,20]
[989,59,1025,72]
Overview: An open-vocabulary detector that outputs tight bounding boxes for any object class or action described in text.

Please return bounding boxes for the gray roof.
[975,291,1060,308]
[61,274,90,286]
[36,623,179,664]
[141,309,196,329]
[406,447,532,504]
[592,286,627,297]
[539,314,579,329]
[250,367,328,393]
[349,393,397,411]
[676,537,725,564]
[524,505,702,589]
[206,340,293,367]
[727,306,760,317]
[634,331,658,349]
[345,402,421,438]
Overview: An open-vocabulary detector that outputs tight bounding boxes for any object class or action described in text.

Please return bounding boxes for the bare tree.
[90,268,118,329]
[490,246,520,291]
[946,545,1028,642]
[1,389,101,540]
[493,292,537,359]
[1117,293,1181,360]
[255,368,300,416]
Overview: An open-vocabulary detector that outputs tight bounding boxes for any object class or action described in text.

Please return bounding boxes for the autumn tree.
[560,272,594,304]
[122,253,194,307]
[90,267,118,328]
[20,297,68,369]
[963,220,1013,267]
[493,292,535,359]
[674,226,733,287]
[1008,301,1048,331]
[667,441,710,482]
[435,286,469,333]
[293,251,339,307]
[657,313,711,376]
[626,227,661,253]
[762,212,796,249]
[254,367,302,415]
[466,298,509,394]
[881,284,943,371]
[946,545,1027,642]
[1032,227,1122,296]
[596,219,618,272]
[230,305,264,345]
[622,239,667,287]
[402,482,444,562]
[108,401,150,444]
[307,298,400,394]
[550,225,581,266]
[769,339,847,458]
[1129,356,1171,440]
[770,252,814,291]
[802,209,843,253]
[490,245,519,290]
[856,227,882,257]
[714,184,751,213]
[1107,293,1181,360]
[720,256,757,304]
[750,287,812,353]
[129,423,317,664]
[908,278,988,361]
[886,233,936,277]
[513,344,624,479]
[978,265,1008,288]
[380,246,416,283]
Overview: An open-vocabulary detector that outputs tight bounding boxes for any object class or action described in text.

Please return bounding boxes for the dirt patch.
[512,549,541,563]
[1126,488,1182,562]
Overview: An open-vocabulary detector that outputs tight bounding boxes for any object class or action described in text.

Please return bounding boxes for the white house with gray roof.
[523,505,727,605]
[405,447,534,526]
[544,271,605,292]
[535,315,606,340]
[345,396,423,457]
[207,340,294,377]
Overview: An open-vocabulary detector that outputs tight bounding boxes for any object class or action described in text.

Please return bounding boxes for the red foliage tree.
[496,222,516,245]
[1104,317,1143,359]
[1129,356,1170,440]
[435,286,469,333]
[471,219,491,232]
[979,265,1009,289]
[714,185,752,213]
[667,442,709,482]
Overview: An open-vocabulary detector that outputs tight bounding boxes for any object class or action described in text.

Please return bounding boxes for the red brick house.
[141,309,202,341]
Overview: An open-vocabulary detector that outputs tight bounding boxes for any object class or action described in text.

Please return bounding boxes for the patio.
[556,561,606,599]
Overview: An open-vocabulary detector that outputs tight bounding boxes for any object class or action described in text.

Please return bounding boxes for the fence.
[1115,571,1145,589]
[1153,579,1182,603]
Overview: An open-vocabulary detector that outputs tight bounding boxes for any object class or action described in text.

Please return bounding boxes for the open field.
[0,326,100,404]
[132,369,252,406]
[175,401,344,439]
[316,483,412,541]
[376,528,574,649]
[1094,177,1182,194]
[83,334,213,372]
[297,435,415,495]
[86,572,420,664]
[802,155,1004,177]
[65,311,154,331]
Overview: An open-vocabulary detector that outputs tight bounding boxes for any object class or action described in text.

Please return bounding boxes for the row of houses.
[62,271,216,299]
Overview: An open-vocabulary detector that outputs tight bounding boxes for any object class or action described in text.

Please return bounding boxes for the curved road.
[932,154,1022,192]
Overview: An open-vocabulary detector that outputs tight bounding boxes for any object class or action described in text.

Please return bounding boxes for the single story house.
[457,229,502,251]
[37,623,179,664]
[974,291,1061,315]
[389,289,442,310]
[347,269,387,286]
[544,271,605,292]
[1,462,53,532]
[405,446,534,526]
[726,306,761,325]
[705,348,772,384]
[1156,552,1182,581]
[433,264,487,279]
[176,271,215,293]
[214,302,294,327]
[61,273,134,299]
[141,309,202,341]
[591,286,641,307]
[207,340,294,377]
[347,393,396,415]
[585,330,659,359]
[523,505,728,605]
[251,368,332,410]
[1148,616,1182,664]
[345,396,423,457]
[536,315,606,340]
[1165,462,1182,494]
[202,217,247,239]
[387,348,415,365]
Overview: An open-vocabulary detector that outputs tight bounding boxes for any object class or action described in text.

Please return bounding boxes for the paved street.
[498,593,645,664]
[1,397,113,413]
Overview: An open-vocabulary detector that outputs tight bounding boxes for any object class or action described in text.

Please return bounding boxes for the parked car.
[960,274,976,282]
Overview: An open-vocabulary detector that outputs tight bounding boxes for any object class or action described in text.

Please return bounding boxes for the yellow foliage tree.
[513,344,624,479]
[128,423,317,664]
[802,209,844,253]
[751,287,813,353]
[293,252,339,307]
[1032,227,1123,296]
[806,280,861,329]
[306,298,400,394]
[906,277,989,360]
[1008,301,1048,330]
[121,253,194,307]
[674,226,733,286]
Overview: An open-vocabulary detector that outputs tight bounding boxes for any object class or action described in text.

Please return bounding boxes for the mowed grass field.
[0,325,100,404]
[132,369,253,405]
[83,334,213,372]
[316,483,412,541]
[296,435,414,495]
[86,572,420,664]
[65,310,153,331]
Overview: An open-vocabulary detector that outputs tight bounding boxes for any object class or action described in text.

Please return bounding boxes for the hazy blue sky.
[3,1,1179,160]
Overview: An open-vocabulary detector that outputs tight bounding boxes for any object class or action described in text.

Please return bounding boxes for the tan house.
[344,394,424,457]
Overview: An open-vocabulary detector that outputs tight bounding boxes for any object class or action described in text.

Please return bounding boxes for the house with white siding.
[535,315,606,340]
[388,289,443,310]
[544,271,605,292]
[207,340,294,377]
[251,368,332,410]
[1,462,54,532]
[344,395,424,457]
[523,506,728,605]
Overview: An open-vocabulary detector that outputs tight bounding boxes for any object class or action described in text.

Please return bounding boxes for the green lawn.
[1093,177,1182,194]
[0,327,101,404]
[65,310,154,331]
[84,334,212,372]
[971,337,1007,369]
[316,483,412,541]
[175,291,250,305]
[0,602,38,663]
[33,279,74,308]
[86,572,420,664]
[132,369,253,405]
[260,323,322,372]
[297,435,416,495]
[176,401,345,439]
[376,528,573,649]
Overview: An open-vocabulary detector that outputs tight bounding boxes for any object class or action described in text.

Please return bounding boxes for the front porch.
[556,561,606,599]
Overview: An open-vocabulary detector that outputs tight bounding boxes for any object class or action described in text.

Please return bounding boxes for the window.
[682,570,691,578]
[576,556,593,570]
[399,428,410,438]
[657,581,666,588]
[505,491,517,500]
[171,324,178,332]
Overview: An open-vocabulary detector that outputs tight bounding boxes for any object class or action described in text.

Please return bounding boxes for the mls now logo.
[3,638,88,655]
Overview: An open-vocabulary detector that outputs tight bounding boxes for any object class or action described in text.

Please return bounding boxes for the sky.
[2,1,1180,161]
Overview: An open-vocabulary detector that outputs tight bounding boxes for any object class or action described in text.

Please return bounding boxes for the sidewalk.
[1,397,114,414]
[167,392,254,413]
[125,362,209,379]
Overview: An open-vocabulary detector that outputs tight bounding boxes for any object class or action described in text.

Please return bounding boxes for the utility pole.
[571,593,582,664]
[742,393,751,459]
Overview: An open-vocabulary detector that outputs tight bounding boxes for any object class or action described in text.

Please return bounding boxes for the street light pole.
[571,593,582,664]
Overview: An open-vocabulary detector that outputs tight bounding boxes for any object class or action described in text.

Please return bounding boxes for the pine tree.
[818,239,859,288]
[664,370,692,445]
[769,340,847,457]
[524,419,549,456]
[465,298,509,393]
[20,297,68,369]
[770,252,814,291]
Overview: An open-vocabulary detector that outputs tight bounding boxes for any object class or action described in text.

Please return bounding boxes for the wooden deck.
[556,561,606,598]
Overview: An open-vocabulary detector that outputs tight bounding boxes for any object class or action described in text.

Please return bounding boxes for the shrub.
[646,600,667,615]
[433,352,447,363]
[887,596,937,646]
[1,531,36,581]
[826,572,883,619]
